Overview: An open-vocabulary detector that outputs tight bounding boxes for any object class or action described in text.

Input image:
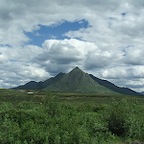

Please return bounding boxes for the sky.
[0,0,144,92]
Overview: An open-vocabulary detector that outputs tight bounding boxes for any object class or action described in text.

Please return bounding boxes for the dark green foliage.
[106,99,144,140]
[106,100,129,136]
[0,93,144,143]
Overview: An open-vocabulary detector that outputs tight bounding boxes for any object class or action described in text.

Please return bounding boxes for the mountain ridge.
[14,67,141,95]
[89,74,140,96]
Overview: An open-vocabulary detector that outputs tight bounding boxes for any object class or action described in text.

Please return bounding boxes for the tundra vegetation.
[0,89,144,144]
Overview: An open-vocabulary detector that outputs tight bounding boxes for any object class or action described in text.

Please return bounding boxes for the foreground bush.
[0,95,143,143]
[106,99,144,141]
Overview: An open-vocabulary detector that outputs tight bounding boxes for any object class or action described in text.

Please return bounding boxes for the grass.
[57,92,144,105]
[0,89,144,105]
[0,89,144,143]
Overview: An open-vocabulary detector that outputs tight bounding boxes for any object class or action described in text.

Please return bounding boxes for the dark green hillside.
[89,74,140,96]
[15,72,65,90]
[42,72,65,88]
[45,67,118,94]
[15,81,41,90]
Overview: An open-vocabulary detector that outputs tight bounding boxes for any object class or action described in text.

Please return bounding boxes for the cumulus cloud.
[98,66,144,79]
[123,45,144,65]
[88,65,144,92]
[0,52,8,63]
[84,51,115,69]
[0,0,144,91]
[0,45,50,88]
[36,39,97,74]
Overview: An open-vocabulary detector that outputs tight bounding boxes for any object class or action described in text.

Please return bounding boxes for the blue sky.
[26,20,89,46]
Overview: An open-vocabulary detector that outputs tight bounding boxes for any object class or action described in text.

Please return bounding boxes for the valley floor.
[0,89,144,143]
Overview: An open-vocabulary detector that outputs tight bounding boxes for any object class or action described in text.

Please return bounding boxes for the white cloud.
[38,39,98,74]
[98,66,144,79]
[0,45,50,88]
[0,0,144,91]
[84,51,114,69]
[123,45,144,65]
[0,52,8,63]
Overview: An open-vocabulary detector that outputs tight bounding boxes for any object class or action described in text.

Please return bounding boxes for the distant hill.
[15,72,65,90]
[89,74,140,96]
[15,67,141,95]
[15,81,41,90]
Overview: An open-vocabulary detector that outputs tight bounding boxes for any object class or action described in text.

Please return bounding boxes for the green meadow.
[0,89,144,143]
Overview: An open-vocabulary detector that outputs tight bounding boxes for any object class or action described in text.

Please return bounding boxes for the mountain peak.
[74,66,80,69]
[70,67,84,73]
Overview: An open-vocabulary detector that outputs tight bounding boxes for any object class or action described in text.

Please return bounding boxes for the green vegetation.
[0,89,144,143]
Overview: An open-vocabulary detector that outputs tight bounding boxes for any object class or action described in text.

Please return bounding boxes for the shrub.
[106,99,130,136]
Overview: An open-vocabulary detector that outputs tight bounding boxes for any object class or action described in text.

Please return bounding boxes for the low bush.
[0,96,143,143]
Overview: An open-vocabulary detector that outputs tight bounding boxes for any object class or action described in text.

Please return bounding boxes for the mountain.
[15,72,65,90]
[44,67,116,94]
[89,74,140,96]
[15,81,41,90]
[41,72,65,89]
[15,67,141,95]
